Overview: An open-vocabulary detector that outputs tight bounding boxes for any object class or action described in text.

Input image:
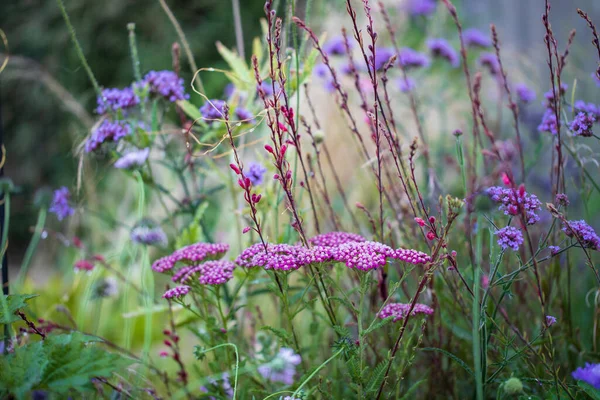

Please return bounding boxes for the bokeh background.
[1,0,599,272]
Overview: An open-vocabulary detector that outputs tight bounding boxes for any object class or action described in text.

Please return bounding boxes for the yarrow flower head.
[236,243,305,271]
[562,220,600,250]
[378,302,434,322]
[331,241,430,271]
[130,220,167,246]
[308,231,366,247]
[426,38,460,67]
[85,120,131,152]
[74,259,95,272]
[515,83,536,104]
[151,242,229,273]
[463,28,492,47]
[114,148,150,169]
[246,162,267,186]
[198,261,236,285]
[258,348,301,385]
[407,0,436,16]
[572,363,600,389]
[479,52,500,75]
[200,99,227,124]
[96,87,139,114]
[397,77,417,93]
[487,185,542,225]
[538,108,558,135]
[50,186,75,221]
[570,112,595,137]
[162,285,190,299]
[494,226,523,251]
[141,70,189,102]
[398,47,430,69]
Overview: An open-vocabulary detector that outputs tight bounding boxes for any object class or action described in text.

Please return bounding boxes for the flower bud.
[229,163,241,174]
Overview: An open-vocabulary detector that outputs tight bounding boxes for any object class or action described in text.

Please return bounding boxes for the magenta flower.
[494,226,523,251]
[572,363,600,389]
[307,231,366,247]
[50,186,75,220]
[141,70,189,102]
[173,260,236,285]
[331,241,430,271]
[258,348,301,385]
[114,148,150,169]
[562,220,600,250]
[236,243,304,271]
[378,302,434,322]
[162,285,190,299]
[172,242,230,263]
[96,87,139,114]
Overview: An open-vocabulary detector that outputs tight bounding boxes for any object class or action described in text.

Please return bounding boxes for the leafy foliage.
[0,294,37,324]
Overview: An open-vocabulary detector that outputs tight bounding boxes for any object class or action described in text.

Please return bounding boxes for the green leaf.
[363,316,393,336]
[0,341,47,400]
[216,41,253,86]
[399,379,427,399]
[420,347,474,377]
[0,294,37,324]
[176,99,203,122]
[579,381,600,400]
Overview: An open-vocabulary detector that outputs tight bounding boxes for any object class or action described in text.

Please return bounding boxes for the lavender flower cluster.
[562,220,600,250]
[85,120,131,153]
[49,186,75,221]
[487,185,542,225]
[142,70,189,102]
[494,226,524,251]
[378,302,434,322]
[96,87,140,115]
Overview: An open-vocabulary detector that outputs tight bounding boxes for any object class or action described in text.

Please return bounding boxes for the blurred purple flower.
[463,28,492,48]
[545,315,557,327]
[200,99,227,123]
[96,87,139,114]
[313,63,330,78]
[427,38,460,67]
[548,245,560,255]
[593,72,600,87]
[515,83,536,104]
[572,363,600,389]
[407,0,437,16]
[247,162,267,186]
[131,224,167,247]
[397,77,416,93]
[323,35,350,55]
[223,83,235,98]
[495,226,523,251]
[235,107,254,123]
[114,148,150,169]
[573,100,600,120]
[141,70,189,102]
[378,302,434,322]
[85,120,131,153]
[478,52,500,75]
[374,47,396,70]
[50,187,74,221]
[543,83,568,106]
[570,112,595,137]
[538,108,558,135]
[398,47,430,69]
[258,348,301,385]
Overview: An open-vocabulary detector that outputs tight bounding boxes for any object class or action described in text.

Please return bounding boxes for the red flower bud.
[164,340,172,347]
[264,144,274,154]
[501,172,511,186]
[426,231,436,240]
[273,174,280,180]
[518,184,526,198]
[414,217,426,227]
[280,144,288,157]
[428,216,436,224]
[229,163,241,174]
[237,178,246,189]
[242,227,251,234]
[278,122,288,132]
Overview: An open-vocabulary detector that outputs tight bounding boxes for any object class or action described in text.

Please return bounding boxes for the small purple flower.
[223,83,235,98]
[495,226,523,251]
[257,80,276,97]
[162,285,190,299]
[515,83,536,104]
[313,63,330,78]
[463,28,492,48]
[407,0,437,16]
[49,187,75,221]
[572,363,600,389]
[548,246,560,256]
[85,120,131,152]
[197,261,236,285]
[141,70,189,102]
[378,302,434,322]
[258,348,301,385]
[426,38,460,68]
[96,87,139,114]
[323,35,350,56]
[555,193,570,207]
[570,112,595,137]
[573,100,600,120]
[545,315,557,327]
[374,47,396,70]
[538,108,558,135]
[246,162,267,186]
[398,47,430,69]
[114,148,150,169]
[479,52,500,75]
[543,83,568,107]
[397,77,416,93]
[487,186,542,225]
[235,107,254,123]
[130,220,167,247]
[200,99,227,124]
[562,220,600,250]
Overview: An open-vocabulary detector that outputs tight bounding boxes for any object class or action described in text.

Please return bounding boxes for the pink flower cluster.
[487,185,542,225]
[152,242,229,273]
[236,233,430,272]
[172,260,236,285]
[378,302,434,322]
[162,285,190,299]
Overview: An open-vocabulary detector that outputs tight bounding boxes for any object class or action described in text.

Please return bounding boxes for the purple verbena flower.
[246,162,267,186]
[223,83,235,98]
[397,77,417,93]
[85,120,131,152]
[130,221,167,246]
[49,187,75,221]
[463,28,492,48]
[572,363,600,389]
[538,108,558,135]
[258,348,301,385]
[235,107,254,123]
[162,285,190,299]
[573,100,600,120]
[555,193,570,207]
[543,83,568,107]
[478,52,500,75]
[96,87,139,114]
[398,47,430,69]
[323,35,350,56]
[562,220,600,250]
[378,302,434,322]
[200,99,227,124]
[548,245,560,256]
[426,38,460,68]
[545,315,557,327]
[374,47,396,70]
[515,83,536,104]
[114,148,150,169]
[494,226,524,251]
[141,70,189,102]
[407,0,437,16]
[487,186,542,224]
[570,112,595,137]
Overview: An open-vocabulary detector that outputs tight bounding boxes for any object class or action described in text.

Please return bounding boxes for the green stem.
[291,348,344,398]
[16,207,47,288]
